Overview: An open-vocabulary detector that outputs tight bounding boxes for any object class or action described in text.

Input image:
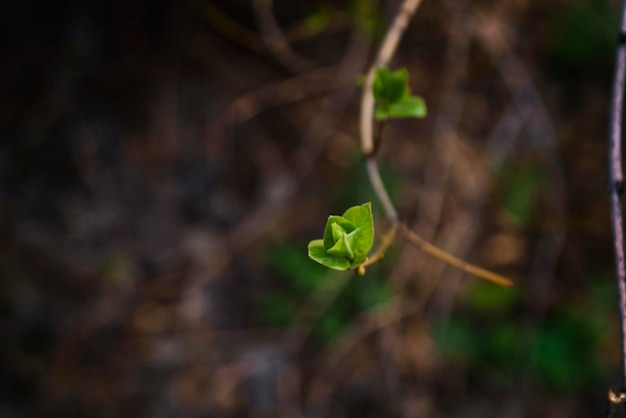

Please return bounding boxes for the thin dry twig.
[359,0,423,224]
[400,224,513,287]
[366,157,399,223]
[357,0,513,286]
[252,0,315,72]
[196,0,264,51]
[360,0,423,155]
[220,65,340,127]
[197,0,350,53]
[388,0,472,292]
[195,25,370,416]
[357,223,399,275]
[228,27,368,247]
[609,0,626,400]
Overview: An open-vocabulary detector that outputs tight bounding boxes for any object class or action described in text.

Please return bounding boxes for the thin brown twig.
[360,0,423,155]
[196,0,264,51]
[609,0,626,400]
[366,158,399,223]
[252,0,315,72]
[388,1,473,293]
[229,27,369,247]
[357,223,399,275]
[196,0,350,53]
[356,0,512,287]
[400,224,513,287]
[220,65,340,126]
[199,26,370,415]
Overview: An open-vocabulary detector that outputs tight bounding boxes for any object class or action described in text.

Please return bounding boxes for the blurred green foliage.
[373,67,427,121]
[434,278,613,394]
[351,0,379,37]
[500,165,544,227]
[304,7,331,32]
[464,282,522,313]
[548,0,615,72]
[308,202,375,271]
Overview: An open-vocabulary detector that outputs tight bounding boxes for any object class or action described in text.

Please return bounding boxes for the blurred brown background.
[0,0,622,416]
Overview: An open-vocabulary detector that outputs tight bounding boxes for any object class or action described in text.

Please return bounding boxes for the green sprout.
[307,202,375,271]
[308,68,426,273]
[372,67,427,120]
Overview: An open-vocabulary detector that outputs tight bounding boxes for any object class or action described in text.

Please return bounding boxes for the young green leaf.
[342,202,374,262]
[327,223,357,259]
[372,67,409,105]
[375,96,427,120]
[308,202,375,271]
[323,215,356,251]
[372,66,427,121]
[308,240,351,270]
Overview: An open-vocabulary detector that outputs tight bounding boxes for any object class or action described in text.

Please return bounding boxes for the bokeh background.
[1,0,624,416]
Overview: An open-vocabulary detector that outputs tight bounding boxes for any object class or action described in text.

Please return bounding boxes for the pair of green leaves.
[308,202,374,271]
[372,67,427,121]
[308,68,425,272]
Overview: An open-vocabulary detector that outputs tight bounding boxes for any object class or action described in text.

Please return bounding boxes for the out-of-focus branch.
[197,0,350,53]
[474,9,566,312]
[252,0,315,72]
[608,0,626,404]
[219,65,340,126]
[196,0,264,51]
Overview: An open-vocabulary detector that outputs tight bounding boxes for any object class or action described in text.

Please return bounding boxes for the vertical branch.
[610,0,626,394]
[360,0,423,155]
[359,0,422,223]
[366,150,398,223]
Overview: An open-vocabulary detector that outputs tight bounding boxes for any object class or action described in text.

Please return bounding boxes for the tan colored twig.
[400,224,513,287]
[353,221,514,287]
[356,0,513,287]
[387,0,473,292]
[366,158,399,223]
[359,0,423,155]
[357,223,399,275]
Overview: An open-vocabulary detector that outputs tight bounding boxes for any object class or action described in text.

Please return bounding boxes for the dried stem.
[609,0,626,400]
[366,158,398,223]
[400,224,513,287]
[360,0,422,227]
[357,223,399,275]
[252,0,315,72]
[357,0,512,287]
[360,0,423,155]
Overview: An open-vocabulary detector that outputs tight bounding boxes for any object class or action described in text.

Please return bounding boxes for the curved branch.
[359,0,423,155]
[252,0,315,72]
[356,0,512,287]
[366,158,398,223]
